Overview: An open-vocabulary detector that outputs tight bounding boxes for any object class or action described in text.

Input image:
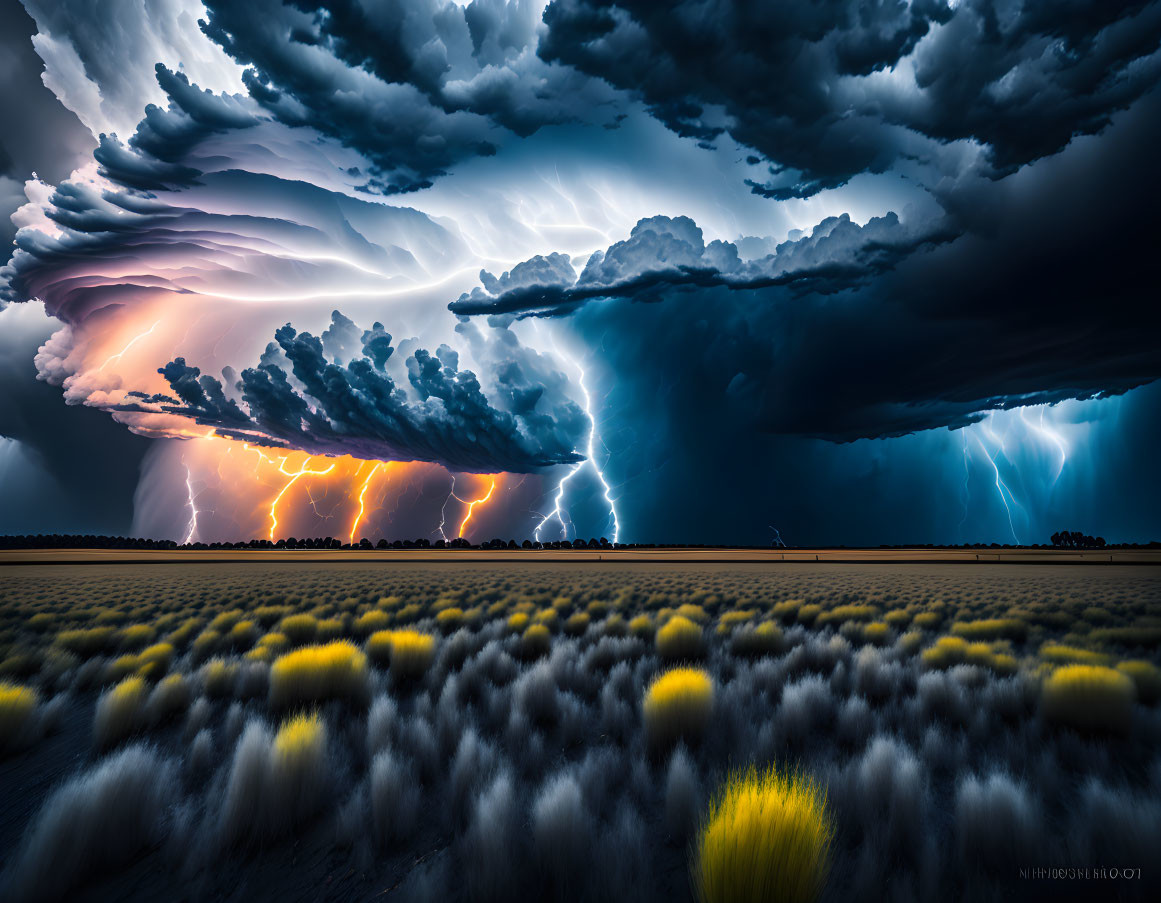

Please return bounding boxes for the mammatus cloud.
[539,0,1161,197]
[139,312,586,473]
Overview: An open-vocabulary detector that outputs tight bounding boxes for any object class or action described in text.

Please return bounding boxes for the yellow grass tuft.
[55,627,116,657]
[269,641,368,707]
[656,615,704,660]
[629,614,655,638]
[951,618,1027,641]
[644,667,714,747]
[273,711,327,772]
[120,624,156,649]
[94,676,148,747]
[861,622,891,645]
[731,623,783,658]
[674,604,709,623]
[564,612,591,636]
[797,605,822,625]
[365,630,436,679]
[912,611,942,630]
[507,612,530,633]
[1039,643,1109,666]
[280,614,319,645]
[1115,660,1161,705]
[921,636,968,669]
[520,623,552,659]
[717,610,758,635]
[694,764,833,903]
[0,681,39,750]
[817,605,877,626]
[354,610,390,635]
[202,658,238,697]
[1042,665,1135,733]
[435,607,465,632]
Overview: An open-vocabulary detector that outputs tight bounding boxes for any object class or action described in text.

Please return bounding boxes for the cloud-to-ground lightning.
[181,460,199,545]
[268,455,336,541]
[973,421,1021,545]
[348,462,385,543]
[534,342,620,543]
[957,428,971,537]
[458,477,497,539]
[1020,407,1069,486]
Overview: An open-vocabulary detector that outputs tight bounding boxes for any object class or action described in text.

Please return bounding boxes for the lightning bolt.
[435,473,458,542]
[269,455,336,541]
[181,461,199,545]
[1020,407,1068,486]
[100,319,163,371]
[957,428,971,537]
[349,462,385,543]
[533,344,620,544]
[458,477,496,539]
[973,422,1021,545]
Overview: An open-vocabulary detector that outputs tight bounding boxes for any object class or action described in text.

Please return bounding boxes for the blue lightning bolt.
[1020,406,1068,486]
[957,428,971,537]
[534,348,620,544]
[974,419,1022,544]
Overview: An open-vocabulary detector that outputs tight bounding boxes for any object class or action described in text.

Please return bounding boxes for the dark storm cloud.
[143,314,586,473]
[539,0,1161,197]
[449,212,955,316]
[0,306,150,535]
[0,2,94,262]
[460,90,1161,442]
[198,0,622,193]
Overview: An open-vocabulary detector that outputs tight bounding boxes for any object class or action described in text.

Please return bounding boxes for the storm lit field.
[2,563,1160,902]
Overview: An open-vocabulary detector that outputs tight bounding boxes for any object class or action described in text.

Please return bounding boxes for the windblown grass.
[1041,665,1135,733]
[694,764,833,903]
[366,629,436,679]
[656,615,703,660]
[0,681,38,752]
[644,667,714,747]
[269,641,368,707]
[1116,660,1161,704]
[94,676,148,747]
[951,618,1028,641]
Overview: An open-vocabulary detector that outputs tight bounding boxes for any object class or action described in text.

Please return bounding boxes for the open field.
[2,562,1160,901]
[3,547,1160,565]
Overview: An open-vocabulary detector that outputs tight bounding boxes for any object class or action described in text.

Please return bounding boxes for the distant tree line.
[1050,530,1107,549]
[1,533,1157,551]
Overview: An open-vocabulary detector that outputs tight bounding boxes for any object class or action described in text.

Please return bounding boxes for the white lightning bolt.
[957,428,971,537]
[181,462,199,545]
[101,319,163,371]
[974,420,1021,544]
[534,346,620,544]
[1020,406,1069,486]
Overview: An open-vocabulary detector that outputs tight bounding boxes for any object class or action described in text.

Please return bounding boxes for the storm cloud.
[145,313,586,473]
[539,0,1161,198]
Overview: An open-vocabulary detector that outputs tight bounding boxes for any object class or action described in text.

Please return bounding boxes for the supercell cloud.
[0,0,1158,543]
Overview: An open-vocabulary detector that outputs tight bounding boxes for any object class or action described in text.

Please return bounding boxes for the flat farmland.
[2,562,1159,901]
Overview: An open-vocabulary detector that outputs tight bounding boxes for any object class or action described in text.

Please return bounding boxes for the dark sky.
[1,0,1158,544]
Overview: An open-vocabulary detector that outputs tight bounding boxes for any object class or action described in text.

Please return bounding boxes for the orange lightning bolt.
[458,476,497,539]
[269,455,336,540]
[348,462,387,543]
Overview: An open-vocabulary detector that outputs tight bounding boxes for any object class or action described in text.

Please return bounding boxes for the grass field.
[1,562,1159,901]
